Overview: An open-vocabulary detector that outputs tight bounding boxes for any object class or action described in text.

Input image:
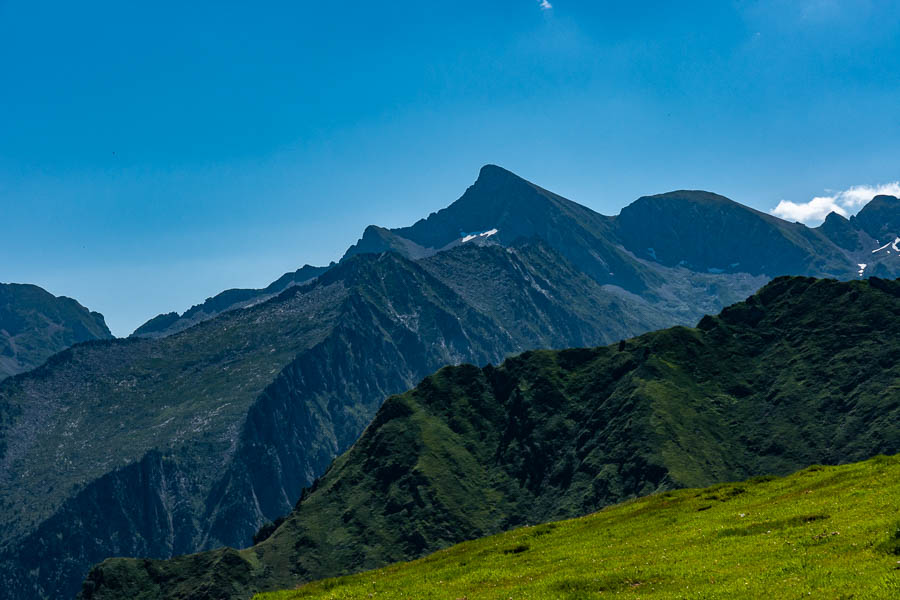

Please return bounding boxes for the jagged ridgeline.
[81,277,900,600]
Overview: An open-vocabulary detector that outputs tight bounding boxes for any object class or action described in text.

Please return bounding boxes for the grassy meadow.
[258,455,900,599]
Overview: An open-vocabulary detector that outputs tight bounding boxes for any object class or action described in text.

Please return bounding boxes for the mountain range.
[80,276,900,599]
[1,165,899,599]
[129,166,900,337]
[0,283,111,381]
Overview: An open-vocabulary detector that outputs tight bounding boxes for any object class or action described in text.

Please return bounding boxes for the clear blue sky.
[2,1,899,336]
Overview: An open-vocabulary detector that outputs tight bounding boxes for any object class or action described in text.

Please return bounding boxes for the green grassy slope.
[80,276,900,600]
[258,454,900,600]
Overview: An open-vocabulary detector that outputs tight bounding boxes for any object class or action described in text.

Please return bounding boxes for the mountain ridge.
[132,165,900,338]
[80,276,900,600]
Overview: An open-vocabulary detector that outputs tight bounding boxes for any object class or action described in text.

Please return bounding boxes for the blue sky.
[2,0,899,335]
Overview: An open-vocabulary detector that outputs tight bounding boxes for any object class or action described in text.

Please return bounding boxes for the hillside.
[0,283,112,380]
[255,454,900,599]
[130,264,330,338]
[80,276,900,600]
[0,243,682,600]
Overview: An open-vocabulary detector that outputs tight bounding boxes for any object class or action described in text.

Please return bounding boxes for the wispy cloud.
[538,0,553,10]
[770,182,900,225]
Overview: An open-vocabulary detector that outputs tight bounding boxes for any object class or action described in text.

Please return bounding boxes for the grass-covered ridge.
[259,455,900,599]
[81,276,900,600]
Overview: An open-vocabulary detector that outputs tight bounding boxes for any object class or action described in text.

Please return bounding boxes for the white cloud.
[770,182,900,225]
[538,0,553,10]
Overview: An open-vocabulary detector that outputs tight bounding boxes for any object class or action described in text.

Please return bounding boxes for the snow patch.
[858,263,867,277]
[892,237,900,252]
[872,240,893,253]
[461,228,499,243]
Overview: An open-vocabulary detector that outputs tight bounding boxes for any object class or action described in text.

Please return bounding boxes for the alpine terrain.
[80,276,900,600]
[2,166,898,599]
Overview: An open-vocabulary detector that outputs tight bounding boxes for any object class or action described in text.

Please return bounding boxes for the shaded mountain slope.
[132,264,331,338]
[257,455,900,600]
[419,241,670,347]
[818,211,865,251]
[133,169,900,344]
[341,166,900,291]
[134,170,900,344]
[0,243,678,600]
[81,276,900,600]
[342,164,661,293]
[615,190,854,277]
[850,194,900,242]
[0,283,112,380]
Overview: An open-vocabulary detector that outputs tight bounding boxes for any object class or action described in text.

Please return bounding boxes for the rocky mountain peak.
[851,194,900,241]
[818,210,861,251]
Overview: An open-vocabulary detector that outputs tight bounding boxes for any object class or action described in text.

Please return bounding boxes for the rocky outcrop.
[0,283,112,380]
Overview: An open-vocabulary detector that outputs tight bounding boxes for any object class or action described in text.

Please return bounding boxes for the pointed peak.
[478,163,512,177]
[474,164,527,186]
[360,224,391,238]
[823,211,849,224]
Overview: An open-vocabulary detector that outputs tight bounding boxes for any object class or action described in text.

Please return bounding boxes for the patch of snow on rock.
[461,228,499,243]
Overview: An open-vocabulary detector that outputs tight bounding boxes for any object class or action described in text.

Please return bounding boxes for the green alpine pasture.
[259,455,900,600]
